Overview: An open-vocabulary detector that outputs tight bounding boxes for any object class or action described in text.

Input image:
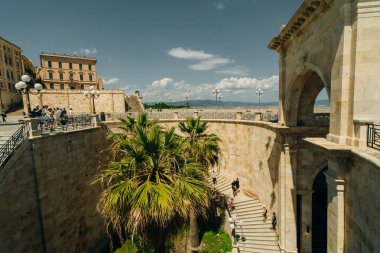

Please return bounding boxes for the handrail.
[0,122,29,168]
[367,124,380,150]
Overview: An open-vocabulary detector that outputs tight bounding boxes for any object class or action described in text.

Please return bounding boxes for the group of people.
[32,105,74,120]
[262,205,277,231]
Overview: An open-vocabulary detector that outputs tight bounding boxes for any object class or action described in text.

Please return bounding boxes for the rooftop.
[40,52,97,62]
[0,37,22,50]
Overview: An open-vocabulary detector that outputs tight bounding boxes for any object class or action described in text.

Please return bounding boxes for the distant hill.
[146,99,329,108]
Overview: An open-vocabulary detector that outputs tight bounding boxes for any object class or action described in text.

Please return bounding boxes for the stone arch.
[284,66,330,127]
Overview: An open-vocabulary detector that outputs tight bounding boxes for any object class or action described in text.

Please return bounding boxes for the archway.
[312,167,328,253]
[284,69,329,127]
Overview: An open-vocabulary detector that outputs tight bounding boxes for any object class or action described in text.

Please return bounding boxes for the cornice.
[268,0,334,52]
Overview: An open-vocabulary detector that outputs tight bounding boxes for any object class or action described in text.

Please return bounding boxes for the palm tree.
[178,117,221,248]
[93,114,210,252]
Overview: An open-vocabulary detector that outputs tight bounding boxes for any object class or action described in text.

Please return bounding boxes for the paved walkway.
[209,173,280,253]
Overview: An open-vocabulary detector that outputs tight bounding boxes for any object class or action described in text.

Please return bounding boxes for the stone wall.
[159,120,281,214]
[344,151,380,253]
[25,89,126,114]
[0,127,110,253]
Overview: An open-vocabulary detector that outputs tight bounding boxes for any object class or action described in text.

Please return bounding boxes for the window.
[59,73,63,80]
[0,82,3,88]
[10,71,14,80]
[16,61,20,69]
[60,84,64,90]
[2,46,5,50]
[9,58,12,66]
[6,70,10,79]
[0,69,2,76]
[48,61,52,68]
[88,64,92,70]
[69,63,72,69]
[80,84,84,90]
[49,72,53,79]
[89,74,92,81]
[58,62,62,68]
[80,74,83,81]
[69,73,73,80]
[4,56,8,65]
[50,83,54,89]
[79,63,82,70]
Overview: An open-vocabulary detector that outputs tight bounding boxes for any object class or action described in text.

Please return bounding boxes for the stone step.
[232,213,264,219]
[231,206,264,213]
[234,199,261,206]
[236,224,273,230]
[237,239,278,246]
[238,243,280,252]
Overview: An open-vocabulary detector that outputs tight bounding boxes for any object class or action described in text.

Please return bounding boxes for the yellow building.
[39,53,104,91]
[0,37,23,111]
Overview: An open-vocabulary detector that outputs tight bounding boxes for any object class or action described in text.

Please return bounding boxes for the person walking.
[235,178,240,189]
[231,182,237,197]
[272,212,277,231]
[262,205,267,221]
[1,110,6,123]
[211,170,217,185]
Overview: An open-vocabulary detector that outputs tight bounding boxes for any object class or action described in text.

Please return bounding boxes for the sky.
[0,0,309,103]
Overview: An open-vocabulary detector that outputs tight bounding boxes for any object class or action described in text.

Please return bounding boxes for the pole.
[92,96,96,114]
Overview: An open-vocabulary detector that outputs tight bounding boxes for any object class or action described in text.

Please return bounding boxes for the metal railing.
[36,115,95,135]
[108,111,278,123]
[367,124,380,150]
[0,122,29,168]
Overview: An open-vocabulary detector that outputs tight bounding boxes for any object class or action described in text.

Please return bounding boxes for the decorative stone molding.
[268,0,333,51]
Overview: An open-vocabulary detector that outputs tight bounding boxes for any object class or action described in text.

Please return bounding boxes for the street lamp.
[84,85,100,114]
[15,75,43,117]
[218,94,223,104]
[184,94,189,109]
[169,96,175,110]
[256,88,263,107]
[228,215,246,244]
[212,88,220,105]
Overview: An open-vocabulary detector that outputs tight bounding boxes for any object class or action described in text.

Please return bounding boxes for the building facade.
[39,53,104,91]
[0,37,23,111]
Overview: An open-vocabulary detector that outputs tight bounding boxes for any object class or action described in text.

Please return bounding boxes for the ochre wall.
[26,89,126,114]
[0,127,109,253]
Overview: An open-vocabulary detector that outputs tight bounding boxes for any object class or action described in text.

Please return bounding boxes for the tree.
[178,117,221,249]
[93,113,211,252]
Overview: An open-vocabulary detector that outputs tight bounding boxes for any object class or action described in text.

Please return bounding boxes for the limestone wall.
[344,151,380,252]
[26,89,126,114]
[0,127,110,253]
[159,120,281,213]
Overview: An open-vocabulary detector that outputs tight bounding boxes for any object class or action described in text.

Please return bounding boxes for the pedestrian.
[1,110,6,123]
[227,198,235,211]
[262,205,267,221]
[211,170,217,185]
[235,178,240,189]
[272,212,277,231]
[231,182,237,197]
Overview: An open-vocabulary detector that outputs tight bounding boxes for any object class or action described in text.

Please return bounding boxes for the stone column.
[236,111,242,120]
[297,189,313,253]
[278,49,286,126]
[278,141,298,253]
[325,170,345,253]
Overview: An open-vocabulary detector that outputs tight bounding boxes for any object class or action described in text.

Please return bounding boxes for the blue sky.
[1,0,306,102]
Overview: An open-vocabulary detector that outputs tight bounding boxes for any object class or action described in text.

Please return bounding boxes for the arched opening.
[285,69,330,127]
[312,167,328,253]
[313,88,330,127]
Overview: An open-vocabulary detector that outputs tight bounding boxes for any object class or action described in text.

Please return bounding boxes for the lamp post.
[169,96,175,110]
[256,88,263,107]
[218,94,223,104]
[212,88,220,105]
[228,215,245,244]
[15,75,43,117]
[184,94,189,109]
[84,85,100,114]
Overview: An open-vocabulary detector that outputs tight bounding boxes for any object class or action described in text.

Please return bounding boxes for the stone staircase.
[125,95,144,112]
[209,173,280,253]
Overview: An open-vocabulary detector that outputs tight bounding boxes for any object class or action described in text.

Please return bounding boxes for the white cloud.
[189,57,233,71]
[166,47,213,60]
[142,76,279,102]
[79,47,98,56]
[216,66,250,76]
[152,77,174,88]
[216,2,226,9]
[104,77,120,85]
[166,47,234,71]
[215,76,278,90]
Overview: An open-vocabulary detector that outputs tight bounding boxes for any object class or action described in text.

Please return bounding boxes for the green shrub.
[200,229,232,253]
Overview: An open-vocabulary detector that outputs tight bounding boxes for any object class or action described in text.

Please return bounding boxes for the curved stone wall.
[159,119,281,213]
